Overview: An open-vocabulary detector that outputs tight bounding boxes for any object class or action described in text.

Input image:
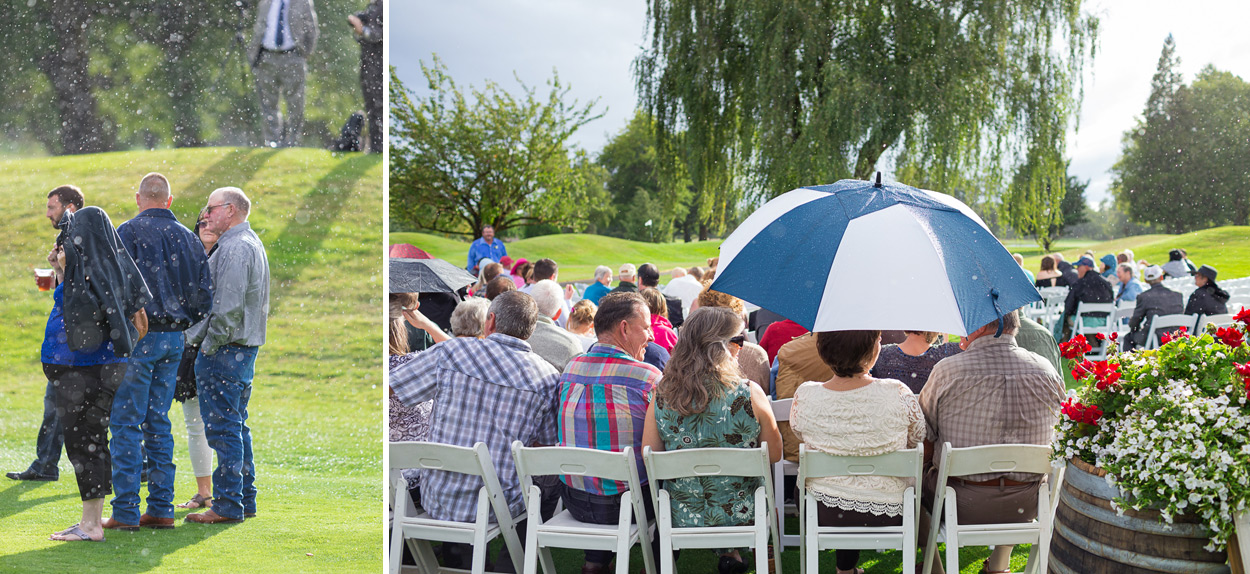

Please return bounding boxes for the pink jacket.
[651,314,678,352]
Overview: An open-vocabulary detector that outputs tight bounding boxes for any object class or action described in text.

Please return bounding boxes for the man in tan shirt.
[918,310,1064,573]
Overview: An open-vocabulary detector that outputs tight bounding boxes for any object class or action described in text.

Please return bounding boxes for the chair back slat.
[512,443,636,484]
[390,441,485,476]
[644,445,770,482]
[942,443,1053,478]
[770,398,793,422]
[798,445,923,482]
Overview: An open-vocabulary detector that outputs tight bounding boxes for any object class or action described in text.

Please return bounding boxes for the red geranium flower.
[1235,307,1250,326]
[1216,326,1245,348]
[1160,327,1189,346]
[1061,397,1102,425]
[1060,335,1093,360]
[1071,359,1095,381]
[1092,361,1122,390]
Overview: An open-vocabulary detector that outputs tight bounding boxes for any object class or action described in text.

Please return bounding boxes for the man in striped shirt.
[556,291,661,574]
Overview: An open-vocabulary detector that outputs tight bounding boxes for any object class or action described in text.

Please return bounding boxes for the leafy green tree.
[1114,37,1250,232]
[636,0,1097,236]
[1002,157,1088,251]
[388,59,607,237]
[597,111,692,241]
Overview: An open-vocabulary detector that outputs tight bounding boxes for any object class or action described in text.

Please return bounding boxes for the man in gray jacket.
[184,187,270,524]
[249,0,318,147]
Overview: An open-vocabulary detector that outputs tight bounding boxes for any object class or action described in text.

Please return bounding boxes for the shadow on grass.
[0,520,235,574]
[180,148,281,204]
[0,481,77,522]
[266,152,381,300]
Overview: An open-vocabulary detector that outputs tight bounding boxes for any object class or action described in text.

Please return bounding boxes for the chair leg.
[389,523,404,574]
[410,539,441,574]
[538,547,558,574]
[945,489,959,574]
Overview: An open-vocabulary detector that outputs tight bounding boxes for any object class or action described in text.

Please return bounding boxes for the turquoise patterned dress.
[655,379,762,527]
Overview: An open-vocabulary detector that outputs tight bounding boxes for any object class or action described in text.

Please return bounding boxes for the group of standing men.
[12,176,271,540]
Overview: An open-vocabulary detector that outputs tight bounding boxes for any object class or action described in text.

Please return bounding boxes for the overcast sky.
[391,0,1250,207]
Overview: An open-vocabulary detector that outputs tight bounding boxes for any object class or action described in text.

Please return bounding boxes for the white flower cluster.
[1099,379,1250,551]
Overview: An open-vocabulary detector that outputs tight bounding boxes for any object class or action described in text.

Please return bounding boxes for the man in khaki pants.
[248,0,318,148]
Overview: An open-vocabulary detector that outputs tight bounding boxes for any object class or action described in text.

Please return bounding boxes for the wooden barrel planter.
[1049,457,1230,574]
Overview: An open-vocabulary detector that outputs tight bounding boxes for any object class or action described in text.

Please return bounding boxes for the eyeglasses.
[728,335,747,347]
[204,203,232,214]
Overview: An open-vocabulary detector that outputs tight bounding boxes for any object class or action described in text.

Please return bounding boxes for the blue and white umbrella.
[709,178,1040,336]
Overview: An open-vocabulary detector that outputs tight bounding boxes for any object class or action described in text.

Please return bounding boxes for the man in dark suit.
[1061,256,1113,340]
[249,0,319,147]
[348,0,382,153]
[1125,265,1184,351]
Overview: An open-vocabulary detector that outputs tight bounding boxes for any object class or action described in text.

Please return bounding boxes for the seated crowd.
[390,254,1066,574]
[1022,247,1235,350]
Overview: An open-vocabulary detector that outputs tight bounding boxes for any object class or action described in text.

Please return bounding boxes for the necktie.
[275,0,286,47]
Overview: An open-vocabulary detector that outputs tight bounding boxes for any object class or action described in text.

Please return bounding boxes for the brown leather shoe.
[184,510,244,524]
[139,514,175,529]
[101,517,139,532]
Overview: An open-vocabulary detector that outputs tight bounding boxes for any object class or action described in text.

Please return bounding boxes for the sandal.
[50,523,105,542]
[979,561,1011,574]
[177,493,213,509]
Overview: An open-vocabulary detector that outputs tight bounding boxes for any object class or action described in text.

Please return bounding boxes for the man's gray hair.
[213,186,252,218]
[450,298,490,338]
[987,310,1021,336]
[530,279,564,318]
[594,265,612,281]
[489,291,538,339]
[1118,263,1136,279]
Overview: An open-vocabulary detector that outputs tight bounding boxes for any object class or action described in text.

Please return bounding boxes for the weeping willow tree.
[635,0,1098,239]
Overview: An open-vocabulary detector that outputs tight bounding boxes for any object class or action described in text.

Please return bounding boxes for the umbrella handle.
[991,287,1004,338]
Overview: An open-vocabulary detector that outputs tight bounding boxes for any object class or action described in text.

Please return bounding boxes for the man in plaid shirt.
[390,290,561,572]
[556,292,661,574]
[918,310,1064,574]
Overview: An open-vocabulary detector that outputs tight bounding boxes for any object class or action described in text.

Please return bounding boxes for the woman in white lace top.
[790,329,926,574]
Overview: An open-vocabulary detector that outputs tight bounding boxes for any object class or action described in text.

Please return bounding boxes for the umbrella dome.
[709,178,1040,336]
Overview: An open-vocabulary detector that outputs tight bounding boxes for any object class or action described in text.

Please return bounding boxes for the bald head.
[203,186,252,234]
[137,172,172,209]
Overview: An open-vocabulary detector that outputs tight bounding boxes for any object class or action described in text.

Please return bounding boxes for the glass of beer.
[34,268,54,291]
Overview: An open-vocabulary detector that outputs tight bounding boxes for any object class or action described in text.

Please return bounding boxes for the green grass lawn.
[0,148,383,573]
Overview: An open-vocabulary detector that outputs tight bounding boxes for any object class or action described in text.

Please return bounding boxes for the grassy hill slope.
[0,148,382,572]
[390,232,723,280]
[398,226,1250,284]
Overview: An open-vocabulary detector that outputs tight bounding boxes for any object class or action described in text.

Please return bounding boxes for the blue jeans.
[110,331,183,524]
[196,344,259,520]
[27,378,64,477]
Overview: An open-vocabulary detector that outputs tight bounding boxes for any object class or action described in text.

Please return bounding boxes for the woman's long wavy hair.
[389,293,417,356]
[658,307,743,416]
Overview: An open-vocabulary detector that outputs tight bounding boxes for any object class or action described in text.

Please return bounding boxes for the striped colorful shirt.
[558,343,662,496]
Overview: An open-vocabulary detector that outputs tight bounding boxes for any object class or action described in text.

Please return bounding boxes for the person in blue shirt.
[1114,263,1146,303]
[582,265,613,306]
[466,225,507,274]
[106,173,213,531]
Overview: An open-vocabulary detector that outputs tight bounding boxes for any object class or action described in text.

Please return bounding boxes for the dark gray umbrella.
[390,257,477,293]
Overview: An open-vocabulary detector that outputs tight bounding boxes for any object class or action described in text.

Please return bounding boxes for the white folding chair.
[1145,313,1199,350]
[1107,304,1135,342]
[921,443,1061,574]
[1074,302,1115,360]
[1196,313,1235,333]
[643,443,783,574]
[389,441,525,574]
[797,444,923,574]
[770,398,800,549]
[511,443,657,574]
[1038,288,1069,332]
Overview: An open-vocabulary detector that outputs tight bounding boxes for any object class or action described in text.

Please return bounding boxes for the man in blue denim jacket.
[183,186,270,525]
[104,173,213,531]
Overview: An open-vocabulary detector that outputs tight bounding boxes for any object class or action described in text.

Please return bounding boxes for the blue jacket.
[466,237,507,272]
[117,208,213,332]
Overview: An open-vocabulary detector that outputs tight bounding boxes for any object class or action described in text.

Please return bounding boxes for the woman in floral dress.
[642,307,783,574]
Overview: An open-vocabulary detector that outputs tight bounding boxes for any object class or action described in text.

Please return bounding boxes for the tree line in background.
[0,0,366,155]
[390,0,1100,246]
[1113,34,1250,234]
